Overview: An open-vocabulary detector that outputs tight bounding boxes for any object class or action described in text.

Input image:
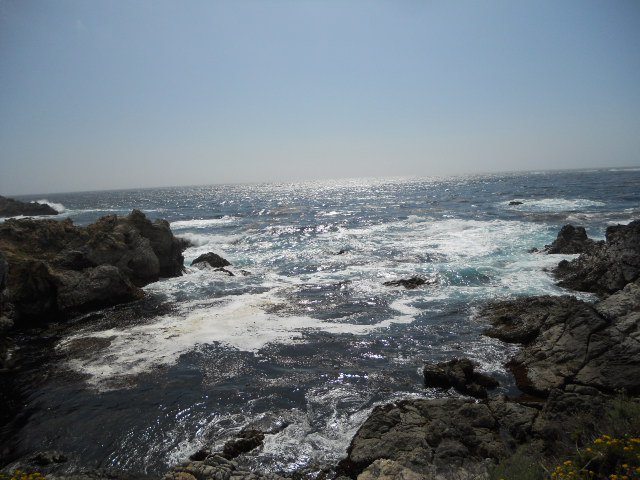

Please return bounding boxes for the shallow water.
[4,169,640,475]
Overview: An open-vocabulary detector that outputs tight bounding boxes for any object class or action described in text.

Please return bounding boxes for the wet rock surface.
[383,277,432,290]
[0,196,58,218]
[192,252,232,269]
[423,358,499,399]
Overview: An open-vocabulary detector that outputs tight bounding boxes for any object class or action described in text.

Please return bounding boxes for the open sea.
[3,168,640,475]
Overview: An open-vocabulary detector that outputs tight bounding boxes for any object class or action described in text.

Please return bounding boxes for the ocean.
[3,168,640,475]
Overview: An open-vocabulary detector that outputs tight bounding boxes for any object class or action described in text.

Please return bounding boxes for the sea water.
[3,169,640,475]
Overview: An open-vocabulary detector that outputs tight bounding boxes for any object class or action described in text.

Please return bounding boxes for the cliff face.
[0,209,186,322]
[0,196,58,218]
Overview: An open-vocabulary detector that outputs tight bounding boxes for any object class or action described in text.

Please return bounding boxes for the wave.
[503,197,605,211]
[34,199,66,213]
[171,217,237,229]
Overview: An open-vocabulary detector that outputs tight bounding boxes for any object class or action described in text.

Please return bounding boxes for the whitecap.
[35,199,66,213]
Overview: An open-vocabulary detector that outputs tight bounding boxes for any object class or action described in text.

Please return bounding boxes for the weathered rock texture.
[545,224,600,254]
[0,210,186,321]
[555,219,640,296]
[338,397,538,479]
[192,252,231,268]
[0,195,58,218]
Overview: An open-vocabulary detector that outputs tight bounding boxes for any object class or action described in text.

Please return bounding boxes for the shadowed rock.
[555,219,640,297]
[191,252,231,268]
[383,277,432,289]
[0,210,186,321]
[423,358,499,399]
[222,429,265,459]
[545,224,600,254]
[0,195,58,218]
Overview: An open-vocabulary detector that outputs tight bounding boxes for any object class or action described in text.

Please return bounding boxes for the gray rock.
[545,224,600,254]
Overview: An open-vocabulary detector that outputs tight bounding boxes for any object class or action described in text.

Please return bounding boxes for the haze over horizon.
[1,0,639,196]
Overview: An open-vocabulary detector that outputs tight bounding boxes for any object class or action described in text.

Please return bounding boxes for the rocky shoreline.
[1,217,639,480]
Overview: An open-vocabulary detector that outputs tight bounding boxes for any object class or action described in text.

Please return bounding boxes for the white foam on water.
[502,197,605,211]
[58,291,422,389]
[171,217,238,229]
[35,199,66,213]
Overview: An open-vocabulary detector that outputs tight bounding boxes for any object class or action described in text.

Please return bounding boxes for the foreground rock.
[423,358,499,399]
[482,289,640,396]
[338,397,538,480]
[0,210,186,321]
[544,224,600,254]
[0,195,58,218]
[555,219,640,296]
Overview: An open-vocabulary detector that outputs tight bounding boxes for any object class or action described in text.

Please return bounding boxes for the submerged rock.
[423,358,499,399]
[192,252,231,268]
[222,429,265,459]
[0,210,186,321]
[508,201,523,206]
[383,277,432,289]
[0,195,58,218]
[555,219,640,296]
[544,224,600,254]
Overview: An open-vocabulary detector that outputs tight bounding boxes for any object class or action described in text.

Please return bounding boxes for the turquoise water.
[4,169,640,475]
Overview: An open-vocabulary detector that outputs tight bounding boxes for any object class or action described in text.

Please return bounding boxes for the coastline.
[0,210,638,479]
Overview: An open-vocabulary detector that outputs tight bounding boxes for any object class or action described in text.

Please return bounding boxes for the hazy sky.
[1,1,639,195]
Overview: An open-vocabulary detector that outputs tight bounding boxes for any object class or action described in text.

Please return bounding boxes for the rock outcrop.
[544,224,600,254]
[338,397,538,479]
[0,195,58,218]
[0,210,186,321]
[192,252,231,269]
[423,358,499,399]
[555,219,640,296]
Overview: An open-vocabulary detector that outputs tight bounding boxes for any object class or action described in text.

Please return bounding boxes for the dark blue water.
[5,169,640,475]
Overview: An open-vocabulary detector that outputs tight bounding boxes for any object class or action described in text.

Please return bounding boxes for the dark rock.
[191,252,231,269]
[0,211,186,321]
[0,195,58,217]
[383,277,432,289]
[214,267,235,276]
[423,358,499,399]
[32,450,68,466]
[508,201,524,206]
[222,429,265,459]
[335,249,347,255]
[555,219,640,296]
[545,224,600,254]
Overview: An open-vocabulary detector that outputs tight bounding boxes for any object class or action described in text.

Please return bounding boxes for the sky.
[1,0,639,195]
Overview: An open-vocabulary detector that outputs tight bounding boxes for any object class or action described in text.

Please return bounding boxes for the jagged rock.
[555,219,640,296]
[423,358,499,399]
[383,277,431,289]
[482,292,640,395]
[0,195,58,217]
[192,252,231,269]
[356,459,423,480]
[338,398,532,479]
[222,429,265,459]
[545,224,600,254]
[0,210,186,321]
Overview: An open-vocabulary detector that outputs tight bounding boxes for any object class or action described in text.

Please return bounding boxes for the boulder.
[423,358,499,399]
[555,219,640,296]
[0,195,58,217]
[544,224,600,254]
[222,429,265,459]
[192,252,231,268]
